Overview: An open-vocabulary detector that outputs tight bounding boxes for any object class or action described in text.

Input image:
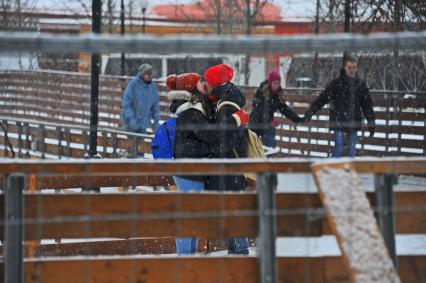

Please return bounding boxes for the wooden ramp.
[312,162,401,283]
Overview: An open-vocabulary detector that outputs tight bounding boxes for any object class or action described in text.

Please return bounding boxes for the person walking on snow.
[249,71,302,148]
[121,63,160,134]
[302,57,376,157]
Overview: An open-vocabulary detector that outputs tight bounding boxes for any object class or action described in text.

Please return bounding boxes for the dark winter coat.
[173,97,244,183]
[206,82,248,191]
[174,102,212,182]
[249,80,302,138]
[305,69,375,131]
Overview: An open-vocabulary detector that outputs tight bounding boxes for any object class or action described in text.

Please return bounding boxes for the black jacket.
[174,101,242,182]
[206,83,247,191]
[249,80,301,137]
[305,70,375,131]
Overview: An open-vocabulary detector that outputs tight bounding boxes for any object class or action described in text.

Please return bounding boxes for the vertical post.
[120,0,126,76]
[112,132,118,158]
[3,119,8,157]
[257,172,277,283]
[343,0,351,62]
[5,174,26,283]
[57,127,63,158]
[102,131,108,156]
[24,122,30,158]
[374,173,398,267]
[312,0,320,87]
[40,125,46,159]
[17,121,22,158]
[142,8,146,34]
[132,136,138,158]
[65,127,71,157]
[88,0,102,158]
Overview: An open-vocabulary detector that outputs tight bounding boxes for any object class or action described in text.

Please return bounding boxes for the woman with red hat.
[164,72,249,255]
[203,63,250,255]
[249,70,302,148]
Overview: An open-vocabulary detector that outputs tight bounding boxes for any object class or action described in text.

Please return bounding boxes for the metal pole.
[142,8,146,34]
[343,0,351,62]
[257,172,277,283]
[88,0,102,158]
[374,173,398,267]
[120,0,126,76]
[4,174,26,283]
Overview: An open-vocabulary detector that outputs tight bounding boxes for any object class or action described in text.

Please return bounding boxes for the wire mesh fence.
[0,30,425,283]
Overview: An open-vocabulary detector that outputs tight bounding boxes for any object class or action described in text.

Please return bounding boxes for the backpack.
[216,101,266,181]
[151,117,177,159]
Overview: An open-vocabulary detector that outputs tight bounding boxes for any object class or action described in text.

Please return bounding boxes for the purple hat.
[268,71,281,82]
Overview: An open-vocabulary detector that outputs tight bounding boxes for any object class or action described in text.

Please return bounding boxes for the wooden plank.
[34,175,174,189]
[276,141,331,154]
[350,159,426,174]
[0,159,314,176]
[0,158,424,175]
[312,163,401,283]
[0,190,422,240]
[20,256,426,283]
[24,257,258,283]
[19,238,181,256]
[21,193,258,239]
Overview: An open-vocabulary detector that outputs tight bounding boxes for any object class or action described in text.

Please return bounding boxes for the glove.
[295,116,304,124]
[208,93,219,102]
[128,118,139,131]
[368,121,376,138]
[369,126,375,138]
[302,114,311,124]
[232,109,249,126]
[271,118,280,127]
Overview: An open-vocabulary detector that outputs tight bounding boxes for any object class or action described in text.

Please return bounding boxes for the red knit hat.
[268,71,281,82]
[204,64,234,88]
[166,73,201,92]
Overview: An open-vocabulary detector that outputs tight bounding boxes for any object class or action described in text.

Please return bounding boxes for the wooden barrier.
[1,70,425,158]
[0,158,425,283]
[0,191,423,240]
[19,256,425,283]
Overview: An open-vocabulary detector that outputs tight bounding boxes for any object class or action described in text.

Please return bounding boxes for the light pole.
[141,0,148,34]
[88,0,101,158]
[120,0,126,76]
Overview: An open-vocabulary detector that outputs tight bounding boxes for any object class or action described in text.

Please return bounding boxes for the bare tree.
[231,0,269,84]
[0,0,38,31]
[106,0,116,33]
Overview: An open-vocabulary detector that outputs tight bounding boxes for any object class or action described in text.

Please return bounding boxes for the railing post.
[374,173,398,267]
[3,119,9,157]
[40,125,46,159]
[65,127,71,158]
[17,121,22,157]
[5,174,26,283]
[24,122,30,158]
[102,131,108,157]
[257,172,277,283]
[56,126,63,159]
[112,133,118,158]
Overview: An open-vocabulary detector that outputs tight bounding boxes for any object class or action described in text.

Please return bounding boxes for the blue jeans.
[228,238,249,255]
[173,176,205,255]
[262,127,276,148]
[332,130,357,157]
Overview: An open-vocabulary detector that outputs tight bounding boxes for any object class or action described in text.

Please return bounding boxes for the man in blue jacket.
[121,63,160,134]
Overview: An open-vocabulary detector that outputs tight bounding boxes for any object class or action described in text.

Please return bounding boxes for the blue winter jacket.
[121,75,160,133]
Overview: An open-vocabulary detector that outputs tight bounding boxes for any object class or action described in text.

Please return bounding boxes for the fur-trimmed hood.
[167,90,192,102]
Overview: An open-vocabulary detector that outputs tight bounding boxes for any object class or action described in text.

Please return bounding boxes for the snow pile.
[315,167,401,283]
